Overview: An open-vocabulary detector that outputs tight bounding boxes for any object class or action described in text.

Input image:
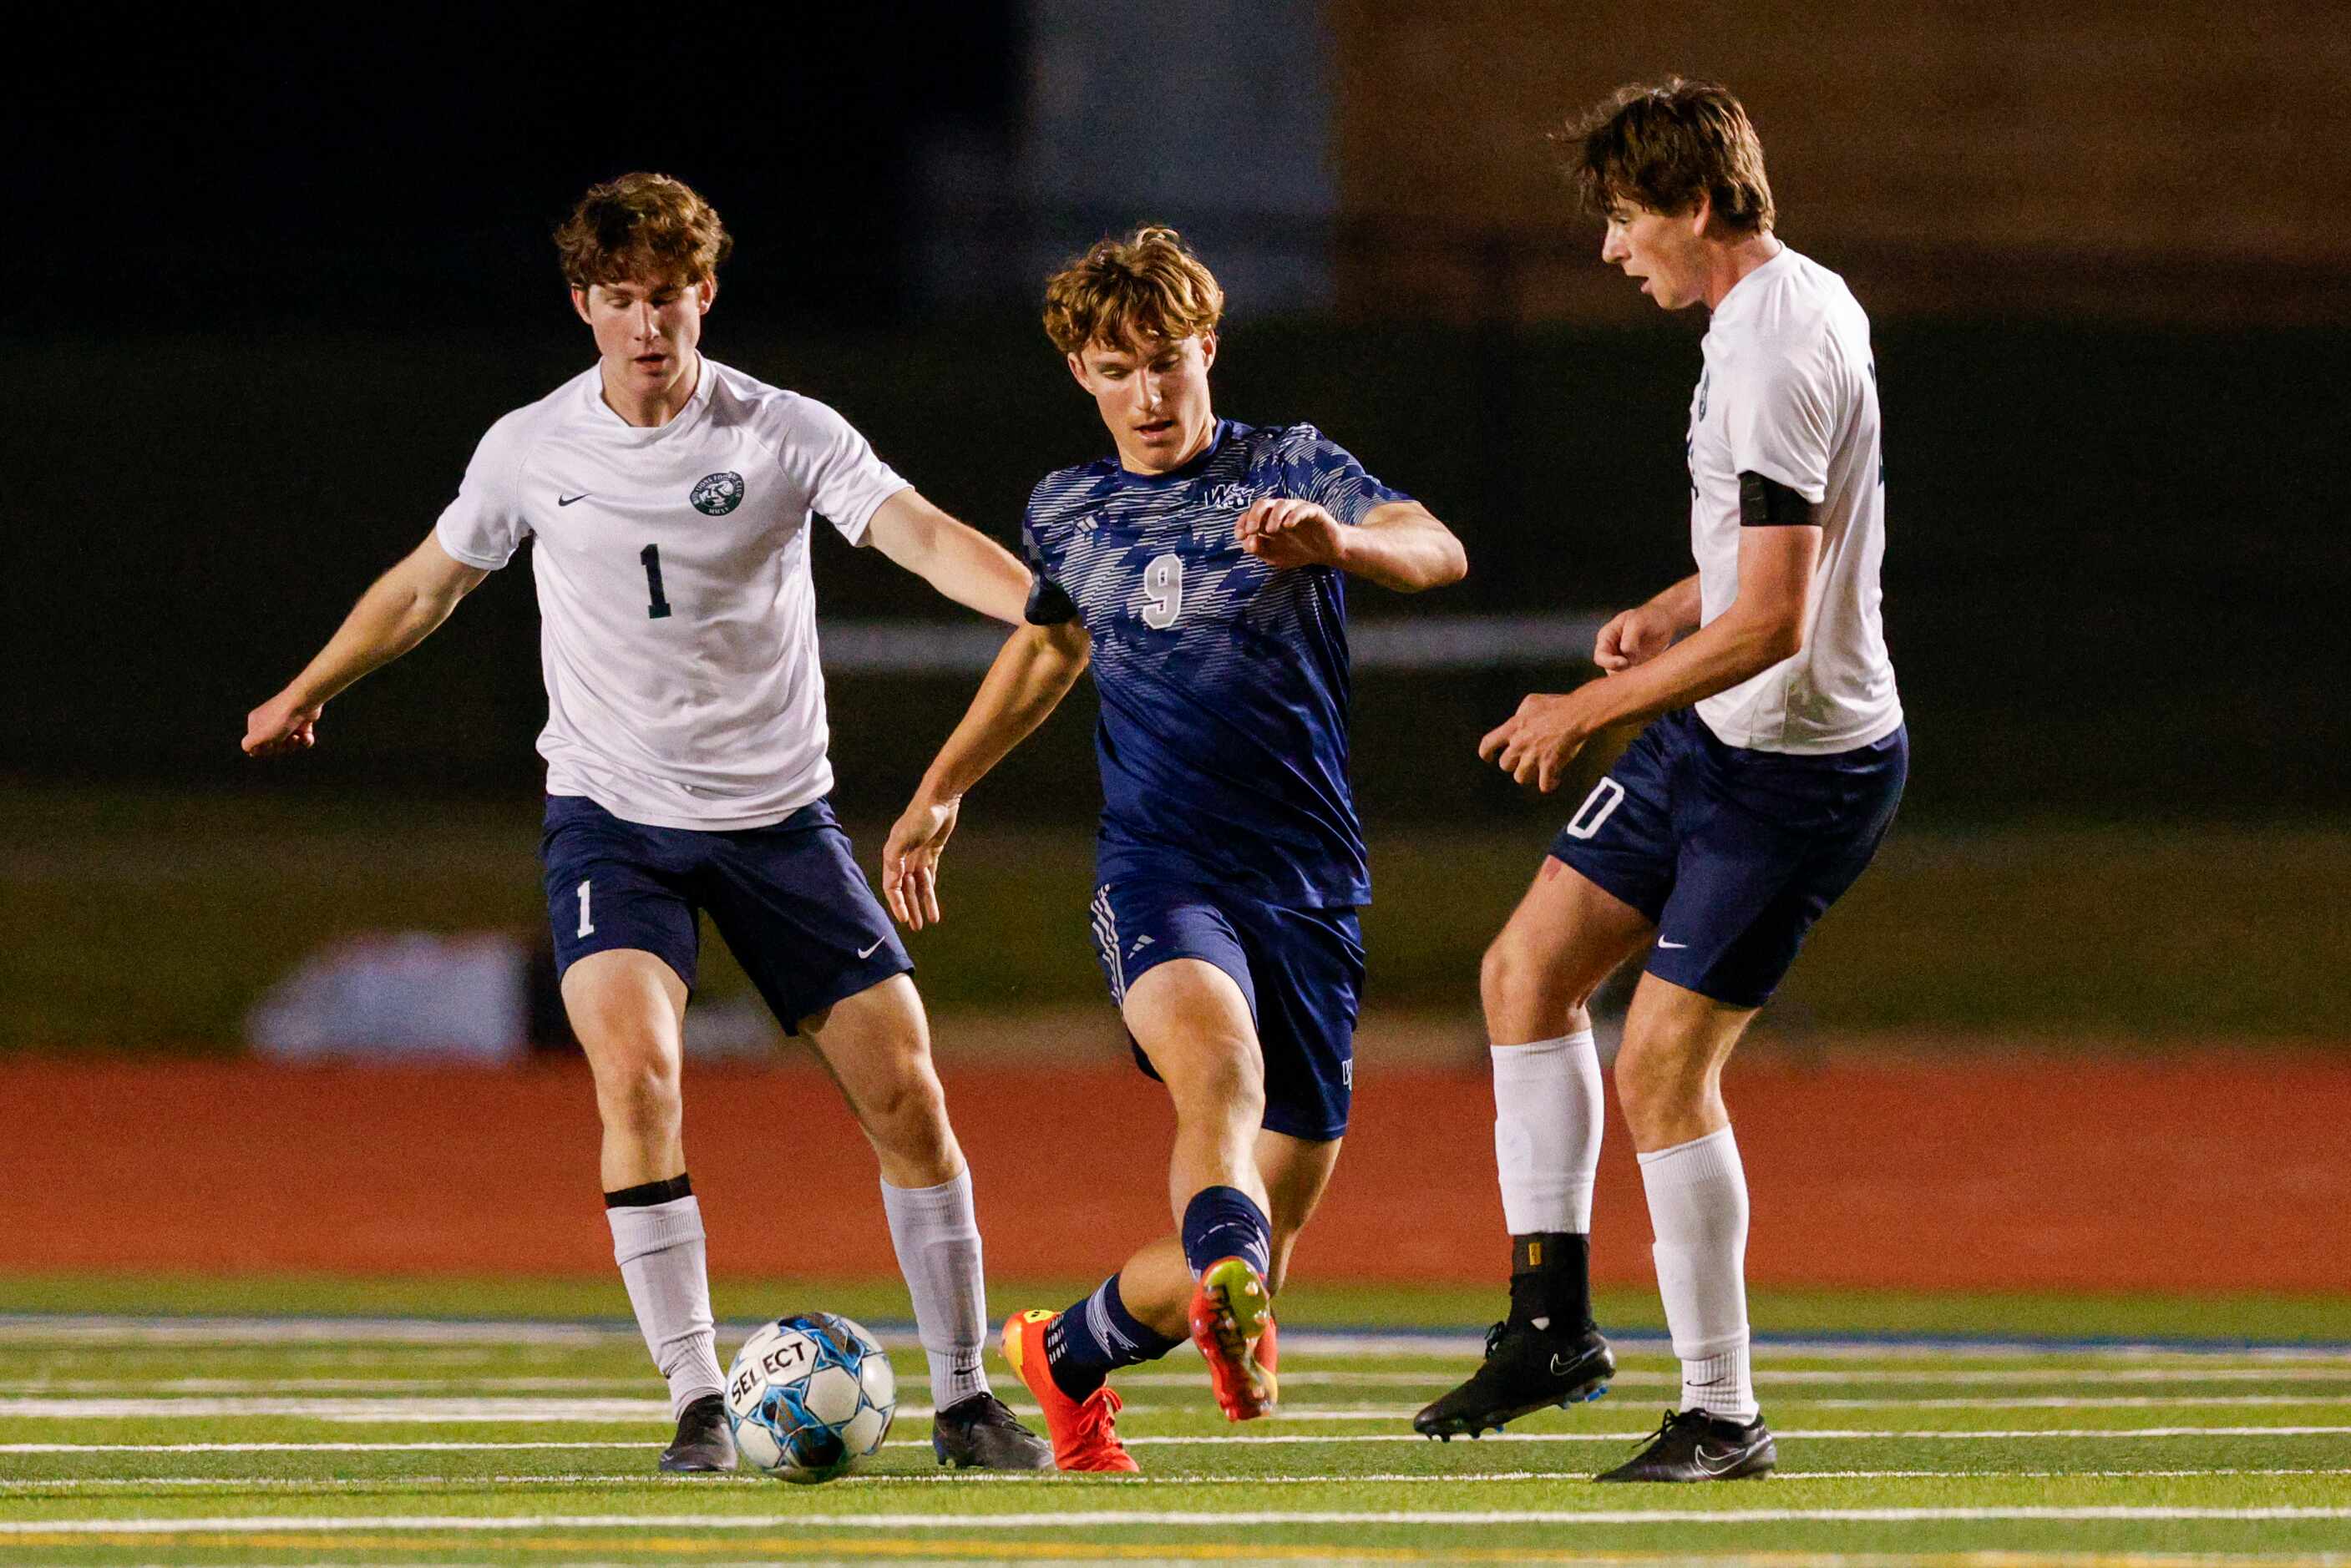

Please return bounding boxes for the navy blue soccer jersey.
[1021,420,1410,908]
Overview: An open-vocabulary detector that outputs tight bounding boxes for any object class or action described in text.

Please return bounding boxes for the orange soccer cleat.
[1188,1256,1279,1421]
[999,1309,1140,1472]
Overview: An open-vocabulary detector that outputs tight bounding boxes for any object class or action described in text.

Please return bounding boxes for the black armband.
[1738,470,1814,528]
[1025,577,1078,625]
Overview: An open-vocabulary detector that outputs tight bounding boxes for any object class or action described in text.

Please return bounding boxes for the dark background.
[8,8,2346,832]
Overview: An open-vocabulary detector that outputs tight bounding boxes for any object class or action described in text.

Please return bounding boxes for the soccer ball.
[723,1312,896,1483]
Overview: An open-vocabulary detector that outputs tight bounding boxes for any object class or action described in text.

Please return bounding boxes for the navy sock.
[1180,1186,1271,1279]
[1042,1272,1183,1399]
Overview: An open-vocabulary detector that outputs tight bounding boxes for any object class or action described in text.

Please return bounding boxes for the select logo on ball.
[723,1312,896,1483]
[691,471,745,515]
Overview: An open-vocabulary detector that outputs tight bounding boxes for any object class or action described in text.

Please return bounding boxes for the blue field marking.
[1741,1328,2351,1358]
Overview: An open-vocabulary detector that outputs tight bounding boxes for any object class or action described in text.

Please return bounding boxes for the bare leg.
[1612,972,1757,1153]
[802,974,1016,1427]
[798,972,963,1187]
[1113,1129,1345,1338]
[1012,974,1333,1439]
[1615,971,1766,1424]
[1122,958,1269,1221]
[1415,861,1650,1438]
[1481,856,1654,1047]
[561,948,725,1438]
[562,948,691,1191]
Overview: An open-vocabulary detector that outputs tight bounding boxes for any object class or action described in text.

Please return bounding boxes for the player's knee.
[591,1052,681,1141]
[1164,1039,1264,1127]
[1481,927,1573,1018]
[857,1059,953,1152]
[1612,1034,1705,1129]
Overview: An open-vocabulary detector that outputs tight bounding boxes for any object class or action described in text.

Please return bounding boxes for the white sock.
[1636,1126,1759,1423]
[1491,1030,1604,1235]
[880,1166,991,1411]
[607,1194,726,1419]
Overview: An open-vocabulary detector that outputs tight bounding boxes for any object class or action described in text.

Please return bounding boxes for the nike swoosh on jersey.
[1658,939,1690,949]
[559,493,591,506]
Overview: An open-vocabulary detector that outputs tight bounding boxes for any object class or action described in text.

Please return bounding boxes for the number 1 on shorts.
[576,878,595,938]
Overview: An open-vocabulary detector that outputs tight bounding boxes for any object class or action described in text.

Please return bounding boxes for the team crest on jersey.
[690,472,745,515]
[1203,482,1253,511]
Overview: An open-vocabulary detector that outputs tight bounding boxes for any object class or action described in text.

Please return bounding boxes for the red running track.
[1,1054,2344,1292]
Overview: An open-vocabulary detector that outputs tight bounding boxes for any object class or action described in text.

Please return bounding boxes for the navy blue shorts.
[539,794,911,1034]
[1087,879,1363,1141]
[1550,710,1908,1008]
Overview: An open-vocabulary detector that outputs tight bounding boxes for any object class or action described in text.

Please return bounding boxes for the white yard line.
[7,1505,2350,1535]
[9,1366,2351,1396]
[0,1440,651,1454]
[1790,1396,2351,1409]
[10,1424,2351,1455]
[8,1392,2347,1423]
[1112,1367,2351,1387]
[0,1396,673,1422]
[9,1466,2349,1490]
[0,1317,632,1346]
[4,1363,2351,1401]
[1107,1426,2351,1445]
[0,1378,660,1394]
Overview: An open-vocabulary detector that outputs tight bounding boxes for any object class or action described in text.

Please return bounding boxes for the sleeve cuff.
[833,480,914,547]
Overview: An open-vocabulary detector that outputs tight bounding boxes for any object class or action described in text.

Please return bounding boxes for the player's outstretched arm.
[1482,529,1819,792]
[1236,498,1467,592]
[866,489,1031,625]
[241,532,489,757]
[882,620,1092,929]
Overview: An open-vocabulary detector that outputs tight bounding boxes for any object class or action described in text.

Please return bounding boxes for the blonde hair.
[1041,225,1224,355]
[554,172,733,291]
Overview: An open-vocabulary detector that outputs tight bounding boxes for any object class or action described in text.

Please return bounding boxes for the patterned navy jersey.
[1022,420,1411,908]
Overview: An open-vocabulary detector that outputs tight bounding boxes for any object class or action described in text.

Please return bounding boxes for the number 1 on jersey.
[640,544,673,620]
[1142,552,1184,630]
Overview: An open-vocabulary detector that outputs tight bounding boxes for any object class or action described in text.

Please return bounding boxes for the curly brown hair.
[553,172,733,291]
[1041,225,1225,356]
[1560,79,1775,235]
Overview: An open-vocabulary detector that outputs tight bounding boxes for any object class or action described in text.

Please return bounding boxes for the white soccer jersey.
[1687,246,1903,754]
[434,357,910,829]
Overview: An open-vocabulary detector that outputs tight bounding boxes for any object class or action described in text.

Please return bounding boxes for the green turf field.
[4,1286,2347,1565]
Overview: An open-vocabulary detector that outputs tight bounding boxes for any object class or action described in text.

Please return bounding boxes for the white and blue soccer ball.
[723,1312,896,1483]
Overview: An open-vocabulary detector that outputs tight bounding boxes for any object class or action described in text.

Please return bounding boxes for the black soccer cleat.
[1593,1407,1776,1482]
[1413,1321,1615,1439]
[932,1390,1055,1469]
[658,1392,738,1473]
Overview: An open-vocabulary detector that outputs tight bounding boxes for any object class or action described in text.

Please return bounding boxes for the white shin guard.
[1491,1031,1604,1235]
